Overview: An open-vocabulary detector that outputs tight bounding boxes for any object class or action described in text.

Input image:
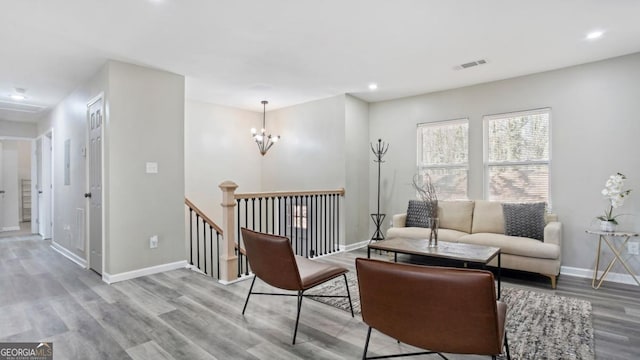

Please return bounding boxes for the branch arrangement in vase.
[412,174,439,246]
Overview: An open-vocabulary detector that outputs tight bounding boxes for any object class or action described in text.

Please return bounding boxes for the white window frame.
[416,118,469,200]
[483,107,552,207]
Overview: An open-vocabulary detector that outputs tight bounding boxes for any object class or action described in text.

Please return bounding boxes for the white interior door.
[0,142,4,230]
[38,134,52,239]
[88,97,103,274]
[1,141,20,231]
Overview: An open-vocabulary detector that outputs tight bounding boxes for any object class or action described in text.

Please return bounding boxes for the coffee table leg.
[367,246,371,258]
[394,252,397,262]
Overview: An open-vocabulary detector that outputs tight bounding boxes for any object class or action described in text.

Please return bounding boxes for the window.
[484,108,550,203]
[417,119,469,199]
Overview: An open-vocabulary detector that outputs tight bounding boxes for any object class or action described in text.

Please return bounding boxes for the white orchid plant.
[597,172,632,224]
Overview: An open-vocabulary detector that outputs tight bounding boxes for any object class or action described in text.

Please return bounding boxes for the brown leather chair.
[240,228,354,344]
[356,258,510,360]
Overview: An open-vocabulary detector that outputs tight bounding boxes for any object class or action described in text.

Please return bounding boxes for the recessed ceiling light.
[9,94,25,101]
[369,83,378,90]
[586,31,604,40]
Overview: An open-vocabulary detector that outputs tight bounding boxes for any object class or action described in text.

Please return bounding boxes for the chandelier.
[251,100,280,156]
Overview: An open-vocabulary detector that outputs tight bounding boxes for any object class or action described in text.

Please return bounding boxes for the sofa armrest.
[392,213,407,228]
[544,221,562,248]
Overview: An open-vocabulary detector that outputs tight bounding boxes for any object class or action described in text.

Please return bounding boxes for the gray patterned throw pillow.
[502,202,546,241]
[405,200,436,228]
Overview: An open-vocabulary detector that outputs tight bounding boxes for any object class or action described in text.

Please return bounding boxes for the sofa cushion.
[386,227,467,243]
[502,202,546,241]
[460,233,560,260]
[471,200,504,234]
[405,200,435,228]
[438,201,475,233]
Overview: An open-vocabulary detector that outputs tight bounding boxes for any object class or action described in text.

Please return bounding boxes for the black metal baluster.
[189,208,193,265]
[315,195,318,256]
[237,199,241,278]
[278,197,283,235]
[216,231,221,279]
[203,218,207,275]
[209,226,213,277]
[323,194,327,255]
[305,195,309,258]
[330,194,334,252]
[251,198,256,230]
[196,214,200,270]
[336,194,340,252]
[265,197,269,233]
[271,197,275,234]
[258,197,262,232]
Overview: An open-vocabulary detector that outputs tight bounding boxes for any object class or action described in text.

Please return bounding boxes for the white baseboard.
[561,265,639,286]
[2,226,21,232]
[103,260,188,284]
[51,241,87,268]
[340,239,370,252]
[218,273,253,285]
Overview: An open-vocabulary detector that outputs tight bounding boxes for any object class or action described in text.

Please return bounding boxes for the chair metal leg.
[344,274,355,317]
[362,326,372,360]
[292,290,304,344]
[242,275,257,315]
[504,332,511,360]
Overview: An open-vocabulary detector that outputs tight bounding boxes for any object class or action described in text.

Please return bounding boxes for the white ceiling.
[1,0,640,122]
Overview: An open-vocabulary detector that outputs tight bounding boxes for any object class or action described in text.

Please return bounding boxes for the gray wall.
[369,52,640,274]
[106,61,185,274]
[345,95,370,245]
[38,60,186,276]
[0,119,37,139]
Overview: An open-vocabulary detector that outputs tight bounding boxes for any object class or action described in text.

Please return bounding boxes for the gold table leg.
[592,235,640,289]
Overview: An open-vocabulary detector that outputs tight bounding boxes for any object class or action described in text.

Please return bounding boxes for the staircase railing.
[233,188,345,278]
[187,182,346,284]
[185,198,223,278]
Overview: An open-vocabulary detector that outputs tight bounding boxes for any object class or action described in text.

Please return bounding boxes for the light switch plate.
[150,235,158,249]
[146,162,158,174]
[628,242,639,255]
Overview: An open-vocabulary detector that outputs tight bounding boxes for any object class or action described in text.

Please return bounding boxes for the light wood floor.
[1,235,639,359]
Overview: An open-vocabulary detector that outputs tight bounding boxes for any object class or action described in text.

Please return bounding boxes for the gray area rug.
[308,274,594,360]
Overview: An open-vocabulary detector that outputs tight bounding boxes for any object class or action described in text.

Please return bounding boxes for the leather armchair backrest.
[356,258,502,355]
[241,228,302,291]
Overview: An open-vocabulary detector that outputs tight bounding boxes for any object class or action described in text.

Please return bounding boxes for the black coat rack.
[370,139,389,241]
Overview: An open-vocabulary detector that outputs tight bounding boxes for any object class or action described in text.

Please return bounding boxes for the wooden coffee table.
[368,238,502,298]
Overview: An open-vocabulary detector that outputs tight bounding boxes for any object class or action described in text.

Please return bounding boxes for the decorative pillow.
[405,200,436,228]
[502,202,546,241]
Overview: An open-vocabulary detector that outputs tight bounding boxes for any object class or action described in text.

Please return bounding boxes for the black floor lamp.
[370,139,388,241]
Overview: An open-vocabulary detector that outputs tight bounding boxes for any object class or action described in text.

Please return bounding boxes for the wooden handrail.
[185,198,224,235]
[234,188,345,200]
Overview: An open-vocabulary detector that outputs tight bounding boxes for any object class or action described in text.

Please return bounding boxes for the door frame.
[86,93,106,275]
[33,130,54,239]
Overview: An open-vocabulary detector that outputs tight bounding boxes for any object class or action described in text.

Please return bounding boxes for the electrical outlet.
[150,235,158,249]
[628,242,639,255]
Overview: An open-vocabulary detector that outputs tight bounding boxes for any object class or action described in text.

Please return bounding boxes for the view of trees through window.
[484,109,550,203]
[417,119,469,199]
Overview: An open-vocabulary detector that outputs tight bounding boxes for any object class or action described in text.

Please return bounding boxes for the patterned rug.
[308,274,594,360]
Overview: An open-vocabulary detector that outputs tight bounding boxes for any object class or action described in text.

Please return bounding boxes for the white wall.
[184,100,262,221]
[106,61,185,274]
[369,52,640,274]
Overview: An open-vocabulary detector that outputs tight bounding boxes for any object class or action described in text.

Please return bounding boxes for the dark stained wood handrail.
[185,198,224,235]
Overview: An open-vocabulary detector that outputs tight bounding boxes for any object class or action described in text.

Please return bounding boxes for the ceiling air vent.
[454,59,488,70]
[0,101,46,113]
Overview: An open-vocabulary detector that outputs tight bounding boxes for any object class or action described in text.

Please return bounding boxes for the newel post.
[219,181,239,283]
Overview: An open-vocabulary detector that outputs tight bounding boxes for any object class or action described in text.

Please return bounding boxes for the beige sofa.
[386,200,562,288]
